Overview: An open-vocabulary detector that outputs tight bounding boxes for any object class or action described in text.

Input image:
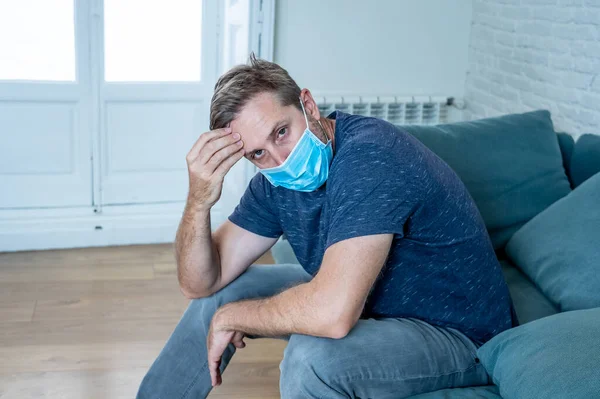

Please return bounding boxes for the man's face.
[230,91,314,169]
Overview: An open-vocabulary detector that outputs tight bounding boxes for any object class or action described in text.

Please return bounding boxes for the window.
[0,0,76,81]
[103,0,203,82]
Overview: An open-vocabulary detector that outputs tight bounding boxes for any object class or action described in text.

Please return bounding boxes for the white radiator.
[314,95,453,125]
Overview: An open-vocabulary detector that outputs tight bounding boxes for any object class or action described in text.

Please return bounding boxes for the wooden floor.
[0,244,285,399]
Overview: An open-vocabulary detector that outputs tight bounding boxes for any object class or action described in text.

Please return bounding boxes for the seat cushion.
[401,110,571,249]
[499,260,558,324]
[477,308,600,399]
[506,171,600,312]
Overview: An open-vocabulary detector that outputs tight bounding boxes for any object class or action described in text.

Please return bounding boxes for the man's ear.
[300,88,321,121]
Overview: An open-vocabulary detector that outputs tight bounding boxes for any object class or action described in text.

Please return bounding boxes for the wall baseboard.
[0,202,225,253]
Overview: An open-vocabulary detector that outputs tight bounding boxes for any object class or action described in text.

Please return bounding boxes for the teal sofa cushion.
[556,132,575,187]
[506,172,600,311]
[499,260,558,324]
[271,237,300,265]
[402,110,571,248]
[477,308,600,399]
[570,133,600,187]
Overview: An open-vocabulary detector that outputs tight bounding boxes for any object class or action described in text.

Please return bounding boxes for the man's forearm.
[175,202,220,297]
[214,281,348,339]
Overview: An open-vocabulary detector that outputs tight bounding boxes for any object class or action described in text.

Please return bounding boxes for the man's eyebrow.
[244,119,287,155]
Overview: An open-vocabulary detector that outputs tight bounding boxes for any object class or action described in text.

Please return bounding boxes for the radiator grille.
[315,96,450,125]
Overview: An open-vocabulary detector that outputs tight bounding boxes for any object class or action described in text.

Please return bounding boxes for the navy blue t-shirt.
[229,111,513,344]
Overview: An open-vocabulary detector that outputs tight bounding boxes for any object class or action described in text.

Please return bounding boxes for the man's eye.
[277,127,287,137]
[253,149,264,160]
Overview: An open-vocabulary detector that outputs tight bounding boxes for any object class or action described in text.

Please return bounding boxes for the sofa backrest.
[401,110,572,249]
[569,134,600,188]
[556,132,575,187]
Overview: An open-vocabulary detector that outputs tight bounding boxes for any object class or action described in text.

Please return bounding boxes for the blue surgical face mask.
[259,98,334,192]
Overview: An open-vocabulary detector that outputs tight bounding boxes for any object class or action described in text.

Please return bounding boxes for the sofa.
[270,110,600,399]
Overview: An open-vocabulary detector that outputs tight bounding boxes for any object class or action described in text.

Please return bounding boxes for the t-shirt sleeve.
[228,173,283,238]
[326,142,422,249]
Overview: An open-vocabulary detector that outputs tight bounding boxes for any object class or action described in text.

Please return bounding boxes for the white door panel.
[0,100,91,208]
[101,100,207,204]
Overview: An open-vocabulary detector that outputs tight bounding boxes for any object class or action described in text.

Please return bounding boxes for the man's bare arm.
[175,204,219,298]
[175,208,278,298]
[176,126,277,298]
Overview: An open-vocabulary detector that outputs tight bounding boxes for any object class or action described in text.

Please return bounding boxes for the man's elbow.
[325,321,353,339]
[178,279,215,299]
[177,267,219,299]
[180,286,208,299]
[320,310,358,339]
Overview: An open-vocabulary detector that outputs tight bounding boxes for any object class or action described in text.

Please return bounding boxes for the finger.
[216,368,222,386]
[232,331,246,349]
[233,339,246,348]
[209,358,221,386]
[186,128,232,164]
[234,331,245,343]
[208,349,222,383]
[207,329,234,387]
[207,333,219,386]
[232,339,244,349]
[204,137,245,174]
[212,146,245,180]
[198,133,242,167]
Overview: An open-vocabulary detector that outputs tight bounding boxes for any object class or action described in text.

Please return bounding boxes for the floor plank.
[32,295,190,322]
[0,299,36,323]
[0,362,283,399]
[0,368,148,399]
[0,338,287,374]
[0,318,180,347]
[0,277,182,302]
[0,263,155,283]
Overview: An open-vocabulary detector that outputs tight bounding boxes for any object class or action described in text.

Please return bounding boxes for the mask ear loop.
[300,97,330,142]
[299,98,310,128]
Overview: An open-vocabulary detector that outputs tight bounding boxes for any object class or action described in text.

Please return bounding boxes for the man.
[137,54,514,399]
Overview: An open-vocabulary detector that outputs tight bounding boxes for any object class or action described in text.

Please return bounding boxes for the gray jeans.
[136,264,490,399]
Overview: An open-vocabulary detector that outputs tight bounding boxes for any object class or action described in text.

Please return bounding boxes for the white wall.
[465,0,600,137]
[274,0,473,98]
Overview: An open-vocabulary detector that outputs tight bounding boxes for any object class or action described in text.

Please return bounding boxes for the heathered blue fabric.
[229,111,513,344]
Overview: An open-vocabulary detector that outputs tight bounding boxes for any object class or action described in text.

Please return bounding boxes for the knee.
[212,264,298,306]
[279,334,342,399]
[193,267,262,310]
[177,285,238,329]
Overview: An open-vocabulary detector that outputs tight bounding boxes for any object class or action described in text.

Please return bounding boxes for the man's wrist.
[186,200,211,217]
[213,304,233,331]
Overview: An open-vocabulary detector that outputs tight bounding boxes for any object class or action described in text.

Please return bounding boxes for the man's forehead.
[231,93,291,138]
